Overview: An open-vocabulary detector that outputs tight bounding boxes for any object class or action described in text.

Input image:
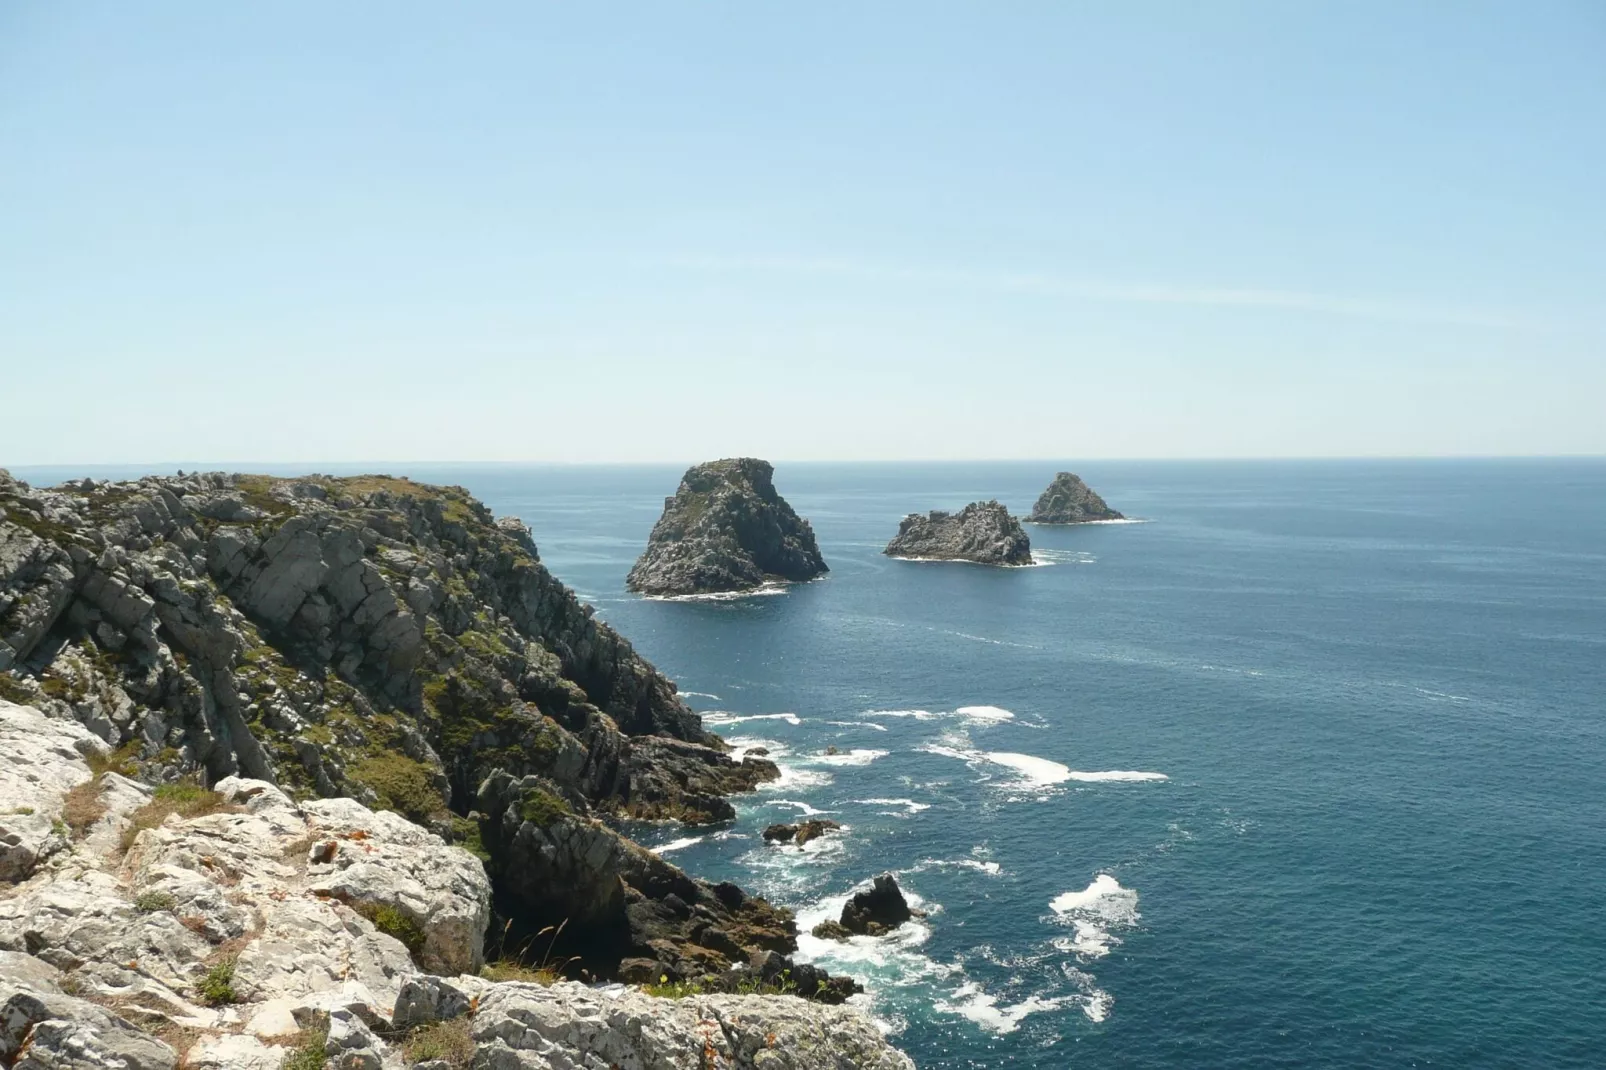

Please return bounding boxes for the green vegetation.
[120,780,236,853]
[450,815,490,861]
[642,975,705,999]
[8,806,34,816]
[134,890,178,913]
[348,751,445,823]
[402,1018,475,1068]
[86,740,141,779]
[479,960,560,984]
[519,787,570,827]
[353,901,426,962]
[233,475,295,517]
[0,672,33,704]
[196,958,238,1006]
[277,1024,328,1070]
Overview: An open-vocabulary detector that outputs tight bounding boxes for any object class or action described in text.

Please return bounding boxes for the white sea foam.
[644,583,792,602]
[955,705,1015,722]
[985,751,1072,785]
[862,708,938,720]
[825,720,889,732]
[915,858,1002,876]
[651,835,706,855]
[680,691,721,701]
[1082,517,1150,525]
[769,799,836,817]
[1061,965,1115,1021]
[1066,770,1169,782]
[857,797,931,814]
[808,748,888,767]
[700,712,802,727]
[932,983,1069,1035]
[763,764,833,791]
[1050,874,1139,921]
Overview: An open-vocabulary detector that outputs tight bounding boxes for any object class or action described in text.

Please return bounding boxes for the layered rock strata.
[0,470,838,988]
[626,459,828,596]
[883,500,1033,565]
[1027,471,1124,523]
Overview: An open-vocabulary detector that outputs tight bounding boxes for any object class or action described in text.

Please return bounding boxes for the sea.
[11,459,1605,1069]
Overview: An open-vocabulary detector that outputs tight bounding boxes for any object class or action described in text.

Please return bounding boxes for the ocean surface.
[12,459,1606,1068]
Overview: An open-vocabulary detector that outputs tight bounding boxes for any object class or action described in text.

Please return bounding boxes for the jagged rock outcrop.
[0,470,844,988]
[812,873,921,941]
[0,700,906,1068]
[762,819,841,846]
[883,500,1033,565]
[626,459,828,596]
[1028,471,1124,523]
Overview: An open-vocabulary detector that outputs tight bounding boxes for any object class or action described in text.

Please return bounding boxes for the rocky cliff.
[1027,471,1123,523]
[0,470,847,994]
[883,501,1033,566]
[626,459,828,597]
[0,699,912,1069]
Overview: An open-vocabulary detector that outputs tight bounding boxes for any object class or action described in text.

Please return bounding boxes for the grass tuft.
[120,780,237,853]
[402,1018,475,1068]
[134,890,178,913]
[196,958,238,1006]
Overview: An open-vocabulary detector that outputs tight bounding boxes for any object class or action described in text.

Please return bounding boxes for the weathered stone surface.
[884,500,1033,565]
[470,981,914,1069]
[626,459,828,596]
[0,700,102,882]
[1027,471,1123,523]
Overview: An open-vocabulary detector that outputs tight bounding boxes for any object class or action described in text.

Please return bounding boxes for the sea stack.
[1027,471,1124,523]
[883,500,1033,566]
[627,458,828,596]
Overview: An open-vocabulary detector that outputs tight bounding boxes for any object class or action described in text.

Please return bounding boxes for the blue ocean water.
[13,459,1606,1067]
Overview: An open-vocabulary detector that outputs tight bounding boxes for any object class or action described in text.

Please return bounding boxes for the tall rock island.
[0,467,891,1064]
[626,458,828,596]
[1028,471,1124,523]
[883,500,1034,566]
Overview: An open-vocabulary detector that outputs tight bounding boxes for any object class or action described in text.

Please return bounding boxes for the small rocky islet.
[0,469,907,1068]
[1027,471,1124,523]
[626,458,828,597]
[883,500,1035,566]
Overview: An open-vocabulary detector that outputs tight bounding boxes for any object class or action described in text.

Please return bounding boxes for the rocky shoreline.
[626,459,828,597]
[883,501,1034,566]
[0,469,898,1067]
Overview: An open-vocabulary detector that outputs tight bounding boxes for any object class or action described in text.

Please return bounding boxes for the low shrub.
[402,1018,475,1068]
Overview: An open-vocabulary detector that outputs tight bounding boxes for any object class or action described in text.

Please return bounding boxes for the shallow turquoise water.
[15,459,1606,1067]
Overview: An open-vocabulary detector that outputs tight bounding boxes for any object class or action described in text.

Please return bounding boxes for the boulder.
[762,819,841,846]
[1027,471,1123,523]
[626,459,828,596]
[839,873,918,936]
[883,501,1033,565]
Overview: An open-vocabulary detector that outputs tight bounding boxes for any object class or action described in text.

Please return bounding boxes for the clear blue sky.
[2,2,1602,464]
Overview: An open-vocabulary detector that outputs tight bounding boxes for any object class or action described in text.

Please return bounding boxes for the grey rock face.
[626,459,828,596]
[0,700,907,1069]
[884,500,1033,565]
[1027,471,1123,523]
[470,981,915,1070]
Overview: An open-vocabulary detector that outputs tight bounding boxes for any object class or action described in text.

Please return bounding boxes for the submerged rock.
[626,458,828,596]
[1028,471,1124,523]
[762,818,841,846]
[883,500,1033,565]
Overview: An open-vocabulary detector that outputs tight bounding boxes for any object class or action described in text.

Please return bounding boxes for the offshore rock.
[626,459,828,596]
[883,500,1033,565]
[762,818,841,846]
[1028,471,1124,523]
[839,873,918,936]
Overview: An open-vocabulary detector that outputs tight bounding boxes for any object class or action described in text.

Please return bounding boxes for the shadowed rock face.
[1028,471,1124,523]
[883,500,1033,565]
[626,459,828,596]
[0,469,854,992]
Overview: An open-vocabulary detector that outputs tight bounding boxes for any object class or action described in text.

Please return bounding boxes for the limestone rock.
[626,459,828,596]
[0,700,102,882]
[884,500,1033,565]
[469,980,914,1069]
[1027,471,1123,523]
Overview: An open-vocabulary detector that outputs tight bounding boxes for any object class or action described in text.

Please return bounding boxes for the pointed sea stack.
[627,458,828,596]
[1027,472,1124,523]
[883,500,1033,566]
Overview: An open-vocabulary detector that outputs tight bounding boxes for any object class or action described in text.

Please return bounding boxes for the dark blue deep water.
[13,459,1606,1068]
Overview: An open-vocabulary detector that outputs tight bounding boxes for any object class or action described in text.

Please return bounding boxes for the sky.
[1,2,1603,465]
